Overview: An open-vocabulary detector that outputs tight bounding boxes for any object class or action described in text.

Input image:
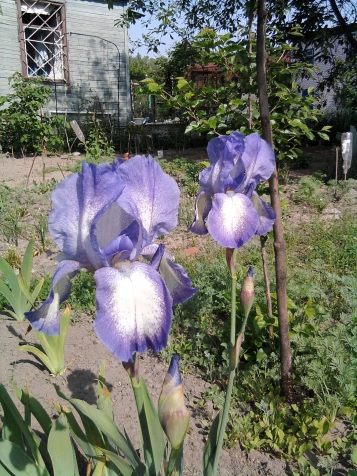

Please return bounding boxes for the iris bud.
[158,355,190,449]
[240,266,254,318]
[225,248,237,277]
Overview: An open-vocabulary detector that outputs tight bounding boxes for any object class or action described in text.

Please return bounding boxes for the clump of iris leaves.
[1,162,357,475]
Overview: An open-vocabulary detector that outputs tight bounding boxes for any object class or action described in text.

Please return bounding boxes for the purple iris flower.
[190,132,276,248]
[25,156,197,362]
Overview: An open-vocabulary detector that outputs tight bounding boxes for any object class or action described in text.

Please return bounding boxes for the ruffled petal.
[93,218,142,266]
[25,260,81,334]
[238,133,275,192]
[200,132,245,193]
[91,202,136,260]
[93,262,173,362]
[49,162,125,269]
[207,192,259,248]
[115,155,180,244]
[190,191,212,235]
[142,245,197,306]
[251,193,276,235]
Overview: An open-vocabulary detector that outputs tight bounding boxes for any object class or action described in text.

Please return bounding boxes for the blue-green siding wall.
[0,0,131,124]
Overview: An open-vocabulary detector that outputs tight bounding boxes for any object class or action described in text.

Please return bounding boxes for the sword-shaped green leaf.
[48,414,79,476]
[0,439,46,476]
[54,385,143,471]
[131,377,165,476]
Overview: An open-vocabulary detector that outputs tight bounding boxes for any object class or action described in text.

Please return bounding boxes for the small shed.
[0,0,131,125]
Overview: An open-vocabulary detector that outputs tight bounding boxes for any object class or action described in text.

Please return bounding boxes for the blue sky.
[128,16,180,58]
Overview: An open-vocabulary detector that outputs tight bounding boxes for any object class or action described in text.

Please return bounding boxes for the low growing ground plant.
[0,237,43,321]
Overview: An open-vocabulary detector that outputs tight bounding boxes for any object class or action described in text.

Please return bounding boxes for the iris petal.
[115,155,180,244]
[238,133,275,192]
[190,191,212,235]
[142,245,197,306]
[207,193,259,248]
[201,132,245,193]
[25,260,81,334]
[251,193,276,236]
[94,262,173,362]
[49,162,125,269]
[91,201,136,263]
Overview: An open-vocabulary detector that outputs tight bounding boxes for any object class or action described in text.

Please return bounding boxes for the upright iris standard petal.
[190,191,212,235]
[115,155,180,244]
[207,192,259,248]
[94,262,173,362]
[201,132,245,193]
[191,132,276,248]
[238,133,275,192]
[49,161,126,268]
[25,260,81,334]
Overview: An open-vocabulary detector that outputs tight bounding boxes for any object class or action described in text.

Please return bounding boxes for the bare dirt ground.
[0,145,352,475]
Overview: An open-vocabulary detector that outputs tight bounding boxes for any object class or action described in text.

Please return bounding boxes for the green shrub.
[0,73,64,155]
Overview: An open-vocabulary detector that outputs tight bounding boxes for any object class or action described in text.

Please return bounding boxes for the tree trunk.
[256,0,293,401]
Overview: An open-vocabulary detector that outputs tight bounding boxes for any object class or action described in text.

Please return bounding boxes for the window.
[305,47,315,65]
[16,0,69,82]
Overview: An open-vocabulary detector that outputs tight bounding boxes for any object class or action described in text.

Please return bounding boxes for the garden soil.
[0,146,350,475]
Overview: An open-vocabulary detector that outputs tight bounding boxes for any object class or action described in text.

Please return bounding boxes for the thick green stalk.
[211,249,237,475]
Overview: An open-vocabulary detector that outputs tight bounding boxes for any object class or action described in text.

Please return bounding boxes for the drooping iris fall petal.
[141,244,197,306]
[94,262,173,362]
[207,192,259,249]
[26,260,81,334]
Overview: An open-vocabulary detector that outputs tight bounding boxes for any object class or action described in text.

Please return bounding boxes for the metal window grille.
[16,0,69,83]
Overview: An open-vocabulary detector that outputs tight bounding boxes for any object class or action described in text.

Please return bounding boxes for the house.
[298,38,356,109]
[0,0,131,125]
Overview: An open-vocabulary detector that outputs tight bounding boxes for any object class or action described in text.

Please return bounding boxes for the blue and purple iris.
[190,132,276,248]
[25,156,197,362]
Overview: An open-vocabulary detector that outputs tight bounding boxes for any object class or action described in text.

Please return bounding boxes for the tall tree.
[112,0,357,59]
[256,0,293,400]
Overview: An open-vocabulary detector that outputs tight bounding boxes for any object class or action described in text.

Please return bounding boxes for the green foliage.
[316,108,357,146]
[0,73,64,155]
[33,212,48,251]
[293,175,328,212]
[31,178,58,195]
[329,56,357,110]
[141,29,330,162]
[0,237,43,321]
[84,121,115,163]
[68,270,96,313]
[19,305,72,376]
[0,363,187,475]
[294,152,314,168]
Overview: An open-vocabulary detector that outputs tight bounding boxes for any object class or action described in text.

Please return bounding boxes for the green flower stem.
[212,252,252,475]
[211,249,238,475]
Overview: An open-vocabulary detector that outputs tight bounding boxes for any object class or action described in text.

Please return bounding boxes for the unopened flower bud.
[240,266,254,318]
[158,355,190,449]
[230,333,244,370]
[226,248,237,277]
